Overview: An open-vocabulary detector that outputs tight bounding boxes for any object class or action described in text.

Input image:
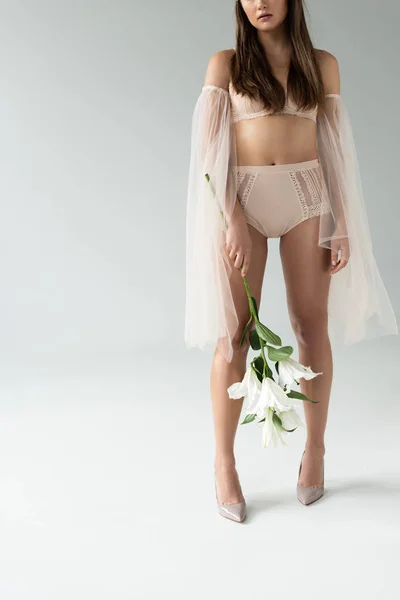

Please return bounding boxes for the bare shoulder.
[314,48,340,94]
[203,48,235,90]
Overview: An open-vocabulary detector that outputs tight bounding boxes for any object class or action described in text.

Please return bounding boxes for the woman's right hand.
[225,209,252,278]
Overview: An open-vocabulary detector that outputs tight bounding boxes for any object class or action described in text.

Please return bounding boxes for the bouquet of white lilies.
[205,172,322,448]
[227,285,322,447]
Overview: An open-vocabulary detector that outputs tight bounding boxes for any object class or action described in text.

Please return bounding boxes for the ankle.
[304,442,325,457]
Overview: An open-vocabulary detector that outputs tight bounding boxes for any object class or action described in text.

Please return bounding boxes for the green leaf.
[275,361,280,374]
[267,345,294,361]
[239,313,253,347]
[241,413,256,425]
[249,329,261,350]
[252,356,265,382]
[254,321,282,346]
[250,296,259,319]
[286,390,319,404]
[272,412,282,426]
[272,412,297,433]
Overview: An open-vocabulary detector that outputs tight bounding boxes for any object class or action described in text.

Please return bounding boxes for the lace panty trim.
[235,171,259,209]
[289,167,330,219]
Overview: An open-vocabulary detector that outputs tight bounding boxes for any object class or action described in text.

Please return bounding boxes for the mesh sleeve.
[317,94,398,345]
[184,84,240,362]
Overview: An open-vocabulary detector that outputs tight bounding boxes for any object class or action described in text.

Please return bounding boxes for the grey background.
[0,2,399,599]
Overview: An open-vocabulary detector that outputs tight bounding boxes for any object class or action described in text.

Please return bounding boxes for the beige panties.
[232,158,331,238]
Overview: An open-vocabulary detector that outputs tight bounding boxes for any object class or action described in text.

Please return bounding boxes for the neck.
[257,26,291,67]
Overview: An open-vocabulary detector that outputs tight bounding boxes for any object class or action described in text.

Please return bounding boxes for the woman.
[185,0,398,522]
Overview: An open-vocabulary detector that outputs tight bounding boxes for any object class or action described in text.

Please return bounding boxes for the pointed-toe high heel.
[214,471,247,523]
[296,450,324,506]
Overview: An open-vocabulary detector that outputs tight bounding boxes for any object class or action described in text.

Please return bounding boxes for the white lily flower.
[246,377,293,419]
[262,407,286,448]
[280,407,304,431]
[252,377,304,448]
[243,375,294,420]
[227,364,305,448]
[261,376,295,413]
[227,364,261,403]
[242,375,280,420]
[277,356,323,390]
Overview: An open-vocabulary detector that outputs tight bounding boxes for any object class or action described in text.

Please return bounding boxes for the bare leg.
[280,215,333,485]
[211,223,268,503]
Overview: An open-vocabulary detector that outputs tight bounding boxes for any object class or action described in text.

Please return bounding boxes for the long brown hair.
[230,0,325,112]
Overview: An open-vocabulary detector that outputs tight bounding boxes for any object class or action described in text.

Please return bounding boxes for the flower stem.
[242,274,267,377]
[242,275,254,316]
[260,338,268,378]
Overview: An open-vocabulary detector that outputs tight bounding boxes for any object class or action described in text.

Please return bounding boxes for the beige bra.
[228,79,318,123]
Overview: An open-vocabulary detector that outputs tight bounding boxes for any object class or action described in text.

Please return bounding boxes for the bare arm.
[315,50,350,273]
[203,49,235,89]
[201,50,252,276]
[316,49,341,96]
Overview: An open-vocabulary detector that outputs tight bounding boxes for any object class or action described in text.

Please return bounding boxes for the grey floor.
[0,339,399,600]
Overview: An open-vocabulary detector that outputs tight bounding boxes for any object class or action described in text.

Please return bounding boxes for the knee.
[213,320,252,365]
[290,307,328,346]
[230,314,257,357]
[231,326,251,356]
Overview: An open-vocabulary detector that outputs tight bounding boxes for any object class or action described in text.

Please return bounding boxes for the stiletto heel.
[297,449,324,505]
[214,470,247,522]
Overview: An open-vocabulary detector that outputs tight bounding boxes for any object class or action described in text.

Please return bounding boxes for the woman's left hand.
[330,234,350,275]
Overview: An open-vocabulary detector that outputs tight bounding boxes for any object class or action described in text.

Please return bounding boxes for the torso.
[229,49,319,166]
[234,112,318,166]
